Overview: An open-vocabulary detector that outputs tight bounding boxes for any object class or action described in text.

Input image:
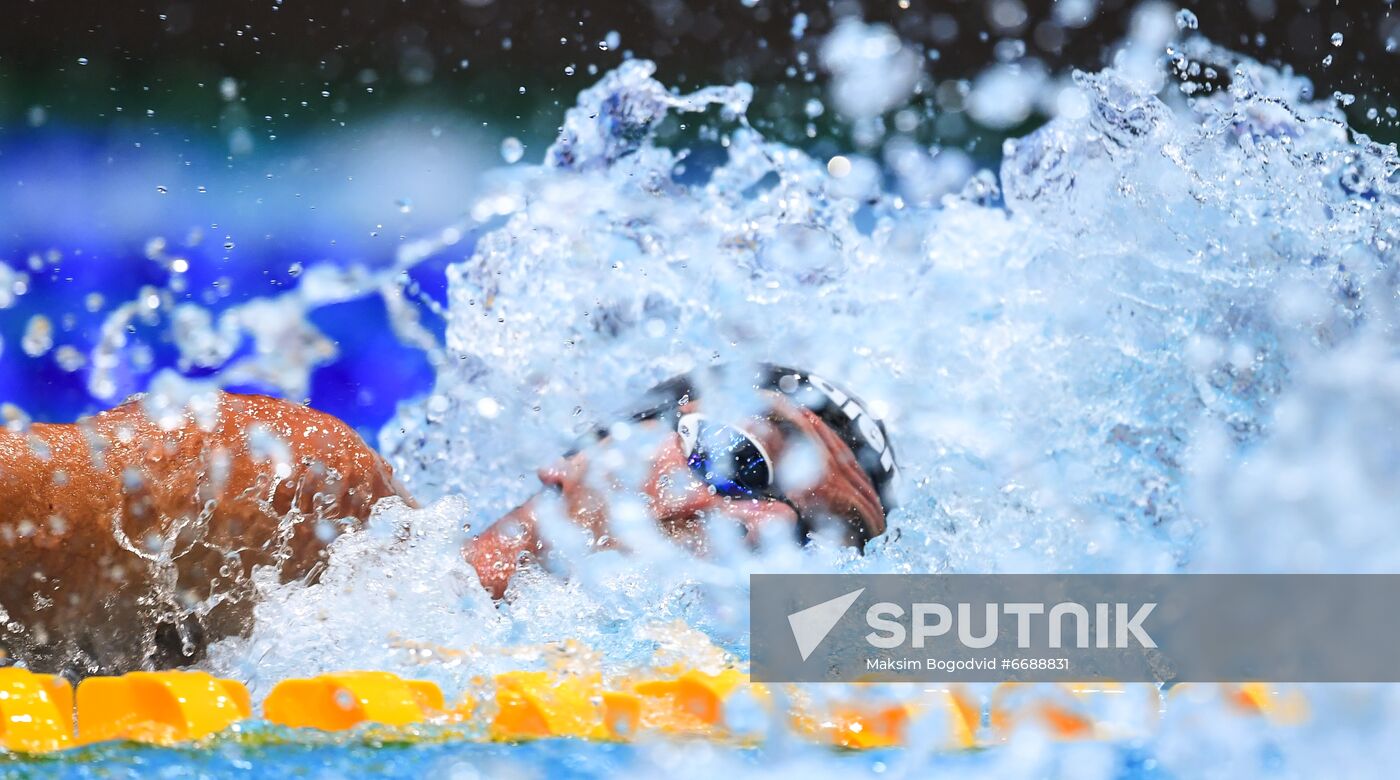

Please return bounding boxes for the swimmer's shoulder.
[214,392,409,499]
[214,392,366,447]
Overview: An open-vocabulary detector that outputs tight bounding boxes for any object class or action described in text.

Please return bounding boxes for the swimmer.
[0,364,896,674]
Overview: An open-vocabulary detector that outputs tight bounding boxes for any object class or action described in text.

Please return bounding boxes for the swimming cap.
[619,363,900,526]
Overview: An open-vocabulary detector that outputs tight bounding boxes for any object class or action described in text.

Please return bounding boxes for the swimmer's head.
[560,363,898,547]
[467,363,899,597]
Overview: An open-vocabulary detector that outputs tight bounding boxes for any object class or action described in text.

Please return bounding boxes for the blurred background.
[1,0,1395,438]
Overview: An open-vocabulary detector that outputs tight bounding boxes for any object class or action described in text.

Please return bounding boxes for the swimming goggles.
[674,412,827,541]
[676,412,777,498]
[571,401,819,540]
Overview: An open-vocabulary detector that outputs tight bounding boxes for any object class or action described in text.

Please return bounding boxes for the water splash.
[94,25,1400,772]
[545,59,752,172]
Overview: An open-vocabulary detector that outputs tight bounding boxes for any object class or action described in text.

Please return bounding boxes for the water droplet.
[156,185,168,194]
[564,65,576,76]
[791,12,809,40]
[827,155,852,178]
[1175,9,1198,31]
[1330,32,1344,47]
[500,137,524,164]
[223,240,236,250]
[55,346,85,372]
[22,316,53,358]
[1322,54,1333,67]
[396,198,413,214]
[77,57,89,66]
[219,77,239,101]
[518,86,526,95]
[476,397,502,419]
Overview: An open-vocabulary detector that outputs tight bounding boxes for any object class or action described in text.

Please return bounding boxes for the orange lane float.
[75,671,250,746]
[799,700,914,749]
[0,668,74,753]
[989,682,1162,742]
[1166,682,1309,726]
[490,671,612,740]
[790,687,979,750]
[263,671,459,731]
[623,668,758,737]
[489,667,767,741]
[1223,682,1309,724]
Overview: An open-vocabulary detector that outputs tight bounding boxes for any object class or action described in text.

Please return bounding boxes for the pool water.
[4,733,1172,780]
[3,3,1398,776]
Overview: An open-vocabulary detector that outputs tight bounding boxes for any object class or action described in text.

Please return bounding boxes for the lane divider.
[75,671,250,746]
[491,671,609,740]
[0,668,73,753]
[791,689,980,750]
[265,671,463,731]
[0,668,1307,754]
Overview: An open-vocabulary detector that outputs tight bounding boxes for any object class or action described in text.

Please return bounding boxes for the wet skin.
[0,393,408,673]
[464,392,887,599]
[0,390,884,671]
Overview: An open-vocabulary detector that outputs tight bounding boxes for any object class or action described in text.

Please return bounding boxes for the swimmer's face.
[536,393,887,552]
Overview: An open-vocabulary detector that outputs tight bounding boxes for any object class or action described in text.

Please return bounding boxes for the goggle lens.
[678,414,773,497]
